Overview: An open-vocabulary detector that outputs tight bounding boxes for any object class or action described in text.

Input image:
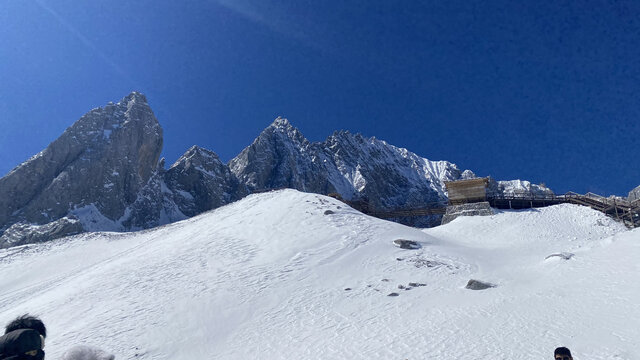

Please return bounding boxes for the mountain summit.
[0,92,164,246]
[0,93,563,247]
[230,120,473,220]
[229,117,332,194]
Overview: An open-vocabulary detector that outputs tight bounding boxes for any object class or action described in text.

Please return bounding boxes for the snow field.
[0,190,636,359]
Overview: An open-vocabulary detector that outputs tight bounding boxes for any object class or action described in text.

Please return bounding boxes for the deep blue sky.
[1,0,638,196]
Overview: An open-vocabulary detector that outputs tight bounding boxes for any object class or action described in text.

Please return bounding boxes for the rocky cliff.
[229,118,477,226]
[0,93,240,247]
[229,118,335,194]
[165,146,246,217]
[230,118,474,210]
[0,92,164,245]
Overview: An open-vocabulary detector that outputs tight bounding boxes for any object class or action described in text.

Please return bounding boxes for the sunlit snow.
[0,190,637,359]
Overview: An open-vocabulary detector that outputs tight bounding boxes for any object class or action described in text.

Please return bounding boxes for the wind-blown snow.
[0,190,636,359]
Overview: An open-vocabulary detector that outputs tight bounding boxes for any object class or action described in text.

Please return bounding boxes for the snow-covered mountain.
[489,179,554,197]
[230,118,474,214]
[317,129,472,208]
[0,92,558,247]
[0,92,164,245]
[0,93,238,247]
[0,190,635,359]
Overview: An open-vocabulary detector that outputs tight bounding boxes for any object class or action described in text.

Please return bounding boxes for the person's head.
[5,315,46,339]
[554,347,572,360]
[0,328,45,360]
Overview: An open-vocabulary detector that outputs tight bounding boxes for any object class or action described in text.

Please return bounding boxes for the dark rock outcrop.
[165,146,246,217]
[392,239,421,249]
[0,217,83,248]
[545,252,574,260]
[465,279,496,290]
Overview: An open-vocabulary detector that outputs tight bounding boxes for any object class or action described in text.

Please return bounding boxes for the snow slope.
[0,190,636,359]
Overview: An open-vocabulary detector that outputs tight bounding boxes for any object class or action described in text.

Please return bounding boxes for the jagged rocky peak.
[263,116,309,147]
[271,116,290,128]
[165,145,245,217]
[0,91,163,244]
[320,130,466,211]
[229,119,473,223]
[171,145,225,171]
[229,117,330,193]
[123,91,147,103]
[328,130,466,182]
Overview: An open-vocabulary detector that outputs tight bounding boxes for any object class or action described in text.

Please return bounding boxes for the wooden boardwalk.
[350,192,639,228]
[488,192,640,228]
[342,200,448,219]
[256,187,639,228]
[367,206,447,219]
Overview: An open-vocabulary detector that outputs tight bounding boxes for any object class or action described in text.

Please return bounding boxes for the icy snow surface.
[0,190,637,359]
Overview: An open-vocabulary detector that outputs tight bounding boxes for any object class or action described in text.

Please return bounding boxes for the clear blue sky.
[1,0,638,196]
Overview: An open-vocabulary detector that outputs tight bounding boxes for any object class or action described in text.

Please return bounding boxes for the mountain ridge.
[0,92,601,248]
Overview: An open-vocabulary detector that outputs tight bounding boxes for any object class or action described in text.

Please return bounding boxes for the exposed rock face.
[0,90,251,247]
[318,130,466,210]
[230,118,471,218]
[165,146,246,217]
[629,185,640,202]
[0,217,83,248]
[441,202,494,225]
[0,92,163,236]
[229,118,335,194]
[120,170,168,231]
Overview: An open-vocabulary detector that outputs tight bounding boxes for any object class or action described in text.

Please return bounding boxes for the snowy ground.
[0,189,637,359]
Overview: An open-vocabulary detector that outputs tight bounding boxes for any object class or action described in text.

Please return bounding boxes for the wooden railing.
[487,191,639,228]
[359,192,638,228]
[250,187,639,228]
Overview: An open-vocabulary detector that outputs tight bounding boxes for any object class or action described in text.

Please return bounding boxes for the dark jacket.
[0,329,44,360]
